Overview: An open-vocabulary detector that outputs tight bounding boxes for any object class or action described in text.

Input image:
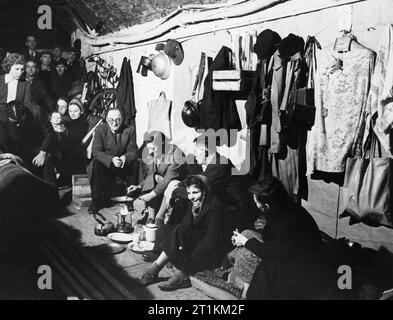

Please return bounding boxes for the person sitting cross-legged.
[87,108,139,215]
[140,175,232,291]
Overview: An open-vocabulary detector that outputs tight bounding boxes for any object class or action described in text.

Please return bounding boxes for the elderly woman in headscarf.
[140,174,232,291]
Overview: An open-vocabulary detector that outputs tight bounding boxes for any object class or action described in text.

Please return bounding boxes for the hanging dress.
[306,41,375,175]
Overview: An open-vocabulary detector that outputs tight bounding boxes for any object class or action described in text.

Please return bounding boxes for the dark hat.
[68,98,84,112]
[40,50,52,57]
[68,47,78,54]
[68,80,84,98]
[278,34,305,62]
[164,39,184,66]
[254,29,281,60]
[54,57,67,67]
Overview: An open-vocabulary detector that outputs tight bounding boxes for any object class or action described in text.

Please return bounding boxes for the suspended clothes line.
[84,0,368,57]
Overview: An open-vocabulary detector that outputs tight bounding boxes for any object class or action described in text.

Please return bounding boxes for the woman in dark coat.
[61,98,88,183]
[140,175,232,291]
[232,176,331,300]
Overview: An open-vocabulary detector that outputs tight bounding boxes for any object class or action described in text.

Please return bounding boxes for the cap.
[164,39,184,66]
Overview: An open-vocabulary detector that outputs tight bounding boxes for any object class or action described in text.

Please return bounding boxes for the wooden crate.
[72,174,92,208]
[212,70,256,92]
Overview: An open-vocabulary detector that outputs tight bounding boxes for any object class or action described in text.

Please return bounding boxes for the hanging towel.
[147,91,172,139]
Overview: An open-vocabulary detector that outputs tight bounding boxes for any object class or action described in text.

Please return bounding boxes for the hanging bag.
[342,124,393,227]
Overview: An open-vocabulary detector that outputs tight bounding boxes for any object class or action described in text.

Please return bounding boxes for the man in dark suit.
[66,47,85,82]
[51,58,72,100]
[88,108,139,214]
[37,51,53,97]
[25,60,54,115]
[51,43,63,70]
[21,35,41,68]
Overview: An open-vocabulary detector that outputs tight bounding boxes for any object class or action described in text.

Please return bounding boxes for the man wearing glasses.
[87,108,139,215]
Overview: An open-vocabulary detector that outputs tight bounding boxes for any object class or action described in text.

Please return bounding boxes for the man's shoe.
[158,270,191,291]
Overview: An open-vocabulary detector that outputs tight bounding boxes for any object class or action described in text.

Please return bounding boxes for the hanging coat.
[116,58,136,126]
[199,46,241,145]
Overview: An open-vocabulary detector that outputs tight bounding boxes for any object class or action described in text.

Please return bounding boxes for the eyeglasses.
[107,118,122,124]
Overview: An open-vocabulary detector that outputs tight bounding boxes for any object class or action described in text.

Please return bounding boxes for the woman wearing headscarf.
[61,98,88,183]
[140,175,232,291]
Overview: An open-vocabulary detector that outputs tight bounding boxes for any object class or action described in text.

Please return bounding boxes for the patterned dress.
[306,42,375,175]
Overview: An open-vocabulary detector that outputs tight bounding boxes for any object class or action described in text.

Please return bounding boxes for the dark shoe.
[88,204,99,215]
[142,251,159,262]
[158,270,191,291]
[139,262,161,286]
[140,271,158,286]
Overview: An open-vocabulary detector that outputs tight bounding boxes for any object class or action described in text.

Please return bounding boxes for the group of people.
[0,35,335,300]
[0,36,91,185]
[85,106,333,298]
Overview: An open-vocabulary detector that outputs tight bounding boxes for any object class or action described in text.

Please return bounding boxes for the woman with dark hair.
[231,176,331,299]
[140,175,232,291]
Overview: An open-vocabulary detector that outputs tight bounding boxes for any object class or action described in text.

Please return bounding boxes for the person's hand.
[139,191,156,203]
[119,155,126,168]
[112,156,122,168]
[133,198,147,214]
[0,158,12,166]
[0,153,16,166]
[155,212,165,226]
[127,185,141,194]
[32,151,46,167]
[231,229,248,247]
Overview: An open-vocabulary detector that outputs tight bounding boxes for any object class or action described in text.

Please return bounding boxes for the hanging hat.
[278,34,305,62]
[164,39,184,66]
[151,52,171,80]
[254,29,281,60]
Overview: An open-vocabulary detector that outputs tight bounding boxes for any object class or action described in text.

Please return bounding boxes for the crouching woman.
[140,175,232,291]
[232,176,332,300]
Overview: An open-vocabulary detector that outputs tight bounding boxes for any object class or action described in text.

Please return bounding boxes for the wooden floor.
[47,196,216,300]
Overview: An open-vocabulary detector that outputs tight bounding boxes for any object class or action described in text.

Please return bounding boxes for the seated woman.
[231,176,331,300]
[127,131,188,223]
[61,98,88,184]
[140,175,232,291]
